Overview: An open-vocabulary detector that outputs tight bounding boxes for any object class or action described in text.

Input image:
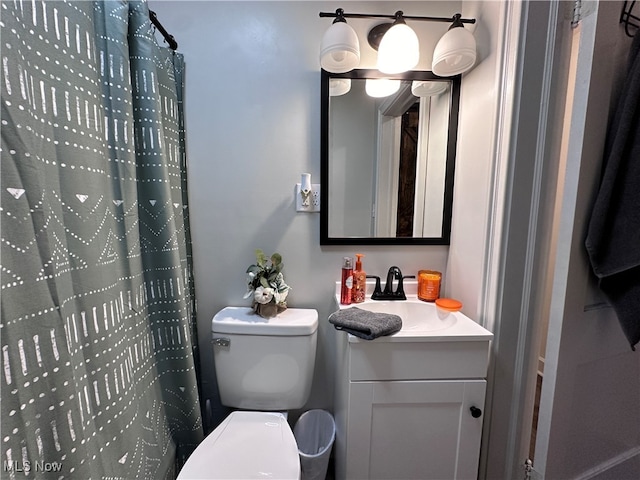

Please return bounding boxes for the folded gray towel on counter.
[328,307,402,340]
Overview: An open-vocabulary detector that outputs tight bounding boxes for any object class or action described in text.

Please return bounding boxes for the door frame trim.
[478,1,566,478]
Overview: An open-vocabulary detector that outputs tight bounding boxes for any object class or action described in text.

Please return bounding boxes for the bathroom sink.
[349,300,457,332]
[333,281,493,343]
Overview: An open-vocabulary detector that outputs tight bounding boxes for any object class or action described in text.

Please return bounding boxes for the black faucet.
[370,266,415,300]
[366,275,382,298]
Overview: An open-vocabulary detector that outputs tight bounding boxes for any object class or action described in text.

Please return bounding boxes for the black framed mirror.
[320,69,460,245]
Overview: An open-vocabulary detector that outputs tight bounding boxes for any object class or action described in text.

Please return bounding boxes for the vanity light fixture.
[432,14,477,76]
[376,11,419,74]
[319,9,476,76]
[319,8,361,74]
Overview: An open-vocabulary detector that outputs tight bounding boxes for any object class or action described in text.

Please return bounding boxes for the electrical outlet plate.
[296,183,320,212]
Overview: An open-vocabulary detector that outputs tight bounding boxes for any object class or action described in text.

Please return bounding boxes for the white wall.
[446,0,504,322]
[149,0,460,426]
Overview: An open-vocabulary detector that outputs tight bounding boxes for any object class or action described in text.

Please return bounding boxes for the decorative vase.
[252,301,286,319]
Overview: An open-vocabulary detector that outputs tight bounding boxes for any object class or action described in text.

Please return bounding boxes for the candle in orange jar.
[418,270,441,302]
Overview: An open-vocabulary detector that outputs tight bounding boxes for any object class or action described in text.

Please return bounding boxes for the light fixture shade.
[411,80,448,97]
[365,79,401,98]
[432,26,477,76]
[320,21,360,73]
[329,78,351,96]
[377,23,419,74]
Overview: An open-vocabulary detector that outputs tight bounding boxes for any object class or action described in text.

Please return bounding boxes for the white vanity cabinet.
[333,299,493,480]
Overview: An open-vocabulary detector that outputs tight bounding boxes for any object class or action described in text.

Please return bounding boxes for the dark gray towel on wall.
[585,32,640,350]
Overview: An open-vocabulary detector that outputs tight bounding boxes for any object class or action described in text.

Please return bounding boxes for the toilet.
[178,306,318,479]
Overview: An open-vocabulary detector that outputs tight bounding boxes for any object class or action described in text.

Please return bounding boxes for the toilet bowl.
[177,307,318,479]
[177,411,300,479]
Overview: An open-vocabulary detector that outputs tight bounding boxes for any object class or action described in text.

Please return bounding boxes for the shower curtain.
[1,1,203,478]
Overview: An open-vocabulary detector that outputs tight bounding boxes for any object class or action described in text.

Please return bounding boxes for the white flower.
[254,286,274,304]
[273,288,289,304]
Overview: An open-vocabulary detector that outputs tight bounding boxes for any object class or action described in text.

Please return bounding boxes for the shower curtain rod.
[149,10,178,50]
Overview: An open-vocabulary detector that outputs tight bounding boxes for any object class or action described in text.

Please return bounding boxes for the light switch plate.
[296,184,320,212]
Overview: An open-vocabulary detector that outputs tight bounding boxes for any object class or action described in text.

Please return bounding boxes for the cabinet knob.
[470,406,482,418]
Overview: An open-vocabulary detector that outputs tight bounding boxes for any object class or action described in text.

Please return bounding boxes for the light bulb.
[331,51,346,62]
[448,55,463,67]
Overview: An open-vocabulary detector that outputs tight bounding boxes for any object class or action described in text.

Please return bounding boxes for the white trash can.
[293,409,336,480]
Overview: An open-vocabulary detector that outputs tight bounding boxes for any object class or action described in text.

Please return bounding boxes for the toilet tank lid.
[212,307,318,336]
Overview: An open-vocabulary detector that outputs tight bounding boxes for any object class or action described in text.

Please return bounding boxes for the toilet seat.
[177,411,300,479]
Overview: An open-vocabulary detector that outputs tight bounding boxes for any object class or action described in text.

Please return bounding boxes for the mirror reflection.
[320,70,460,245]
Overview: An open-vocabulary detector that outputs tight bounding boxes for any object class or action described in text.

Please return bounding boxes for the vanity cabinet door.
[346,379,486,480]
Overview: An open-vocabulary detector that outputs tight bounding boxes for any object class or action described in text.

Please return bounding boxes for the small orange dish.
[435,298,463,312]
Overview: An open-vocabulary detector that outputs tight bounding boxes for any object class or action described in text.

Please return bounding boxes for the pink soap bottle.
[340,257,353,305]
[352,254,366,304]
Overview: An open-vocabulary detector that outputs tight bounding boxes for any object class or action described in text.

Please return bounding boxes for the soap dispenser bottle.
[352,254,366,303]
[340,257,353,305]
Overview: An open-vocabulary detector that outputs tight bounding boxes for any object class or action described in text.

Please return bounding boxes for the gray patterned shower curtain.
[1,1,203,478]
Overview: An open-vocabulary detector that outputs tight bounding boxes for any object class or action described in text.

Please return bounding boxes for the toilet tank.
[211,307,318,410]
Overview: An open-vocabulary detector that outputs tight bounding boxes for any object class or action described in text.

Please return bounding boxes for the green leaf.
[271,253,282,266]
[260,277,270,288]
[255,249,266,267]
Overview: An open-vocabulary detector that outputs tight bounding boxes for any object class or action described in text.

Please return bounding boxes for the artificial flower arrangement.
[244,249,290,318]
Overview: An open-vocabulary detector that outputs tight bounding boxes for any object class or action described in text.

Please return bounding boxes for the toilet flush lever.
[212,337,230,347]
